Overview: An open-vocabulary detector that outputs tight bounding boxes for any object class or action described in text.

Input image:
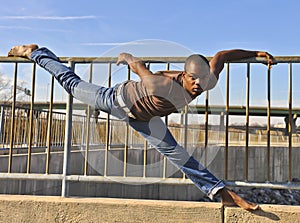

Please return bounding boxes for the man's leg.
[129,117,223,197]
[129,117,259,210]
[8,45,116,113]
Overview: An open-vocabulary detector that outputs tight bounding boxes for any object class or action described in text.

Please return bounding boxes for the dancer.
[8,44,275,210]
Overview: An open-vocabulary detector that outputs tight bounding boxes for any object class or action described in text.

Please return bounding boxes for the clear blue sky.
[1,0,300,124]
[1,0,299,56]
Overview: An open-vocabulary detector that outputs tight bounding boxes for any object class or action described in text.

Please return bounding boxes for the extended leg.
[8,44,116,113]
[129,117,223,197]
[129,117,259,210]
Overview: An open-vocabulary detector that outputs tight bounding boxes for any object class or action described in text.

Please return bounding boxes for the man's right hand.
[116,52,133,65]
[116,52,153,78]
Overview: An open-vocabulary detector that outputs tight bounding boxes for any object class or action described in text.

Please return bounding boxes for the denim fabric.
[128,117,225,198]
[30,47,225,199]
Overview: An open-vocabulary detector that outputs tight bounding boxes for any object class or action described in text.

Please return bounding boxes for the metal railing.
[0,55,300,197]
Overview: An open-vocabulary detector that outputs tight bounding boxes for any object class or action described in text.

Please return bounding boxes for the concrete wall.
[0,195,299,223]
[0,146,299,200]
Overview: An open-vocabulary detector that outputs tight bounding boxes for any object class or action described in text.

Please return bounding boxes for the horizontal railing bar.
[2,102,300,116]
[1,173,299,190]
[66,175,193,184]
[0,103,100,118]
[226,181,300,190]
[2,56,300,63]
[0,173,192,184]
[193,105,300,116]
[0,173,63,180]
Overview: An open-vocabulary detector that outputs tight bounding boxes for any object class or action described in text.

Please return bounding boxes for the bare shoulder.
[141,73,173,93]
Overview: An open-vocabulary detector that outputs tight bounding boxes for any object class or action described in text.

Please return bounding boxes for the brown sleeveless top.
[122,71,194,121]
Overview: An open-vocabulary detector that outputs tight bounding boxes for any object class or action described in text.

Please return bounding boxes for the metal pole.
[143,63,151,178]
[183,105,188,179]
[245,63,250,181]
[163,115,168,179]
[27,63,36,173]
[61,61,74,197]
[225,63,230,180]
[124,65,131,177]
[288,63,293,182]
[46,76,54,174]
[163,63,170,179]
[143,140,148,178]
[8,63,18,173]
[104,63,112,177]
[205,91,209,149]
[84,64,93,175]
[267,66,271,182]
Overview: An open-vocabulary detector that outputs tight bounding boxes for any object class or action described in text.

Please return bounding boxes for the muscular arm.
[203,49,276,91]
[117,53,153,78]
[209,49,275,78]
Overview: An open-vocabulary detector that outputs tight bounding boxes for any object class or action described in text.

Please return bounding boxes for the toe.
[8,46,18,56]
[8,48,14,56]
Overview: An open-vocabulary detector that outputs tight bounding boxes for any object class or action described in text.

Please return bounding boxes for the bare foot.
[8,44,39,59]
[219,188,260,211]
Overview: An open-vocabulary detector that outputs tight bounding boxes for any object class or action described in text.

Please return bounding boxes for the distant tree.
[0,73,30,103]
[0,73,11,102]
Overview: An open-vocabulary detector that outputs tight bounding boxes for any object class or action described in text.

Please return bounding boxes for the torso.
[123,71,195,121]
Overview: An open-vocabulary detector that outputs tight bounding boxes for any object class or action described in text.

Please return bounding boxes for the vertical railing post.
[83,64,93,175]
[205,91,209,149]
[61,61,74,197]
[27,63,36,174]
[8,62,18,173]
[123,65,131,177]
[182,105,188,180]
[46,76,54,174]
[267,66,271,182]
[245,63,250,181]
[288,63,293,182]
[143,139,148,178]
[225,63,230,180]
[163,63,170,179]
[104,63,112,177]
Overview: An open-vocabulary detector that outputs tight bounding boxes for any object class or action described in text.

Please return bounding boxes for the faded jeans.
[30,47,225,199]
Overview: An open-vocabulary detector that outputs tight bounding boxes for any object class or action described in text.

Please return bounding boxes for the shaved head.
[184,54,210,77]
[183,54,218,92]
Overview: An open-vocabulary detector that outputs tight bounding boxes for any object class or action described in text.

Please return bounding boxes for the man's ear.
[205,72,218,91]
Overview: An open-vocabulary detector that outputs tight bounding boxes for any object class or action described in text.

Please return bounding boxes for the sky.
[1,0,300,125]
[1,0,300,56]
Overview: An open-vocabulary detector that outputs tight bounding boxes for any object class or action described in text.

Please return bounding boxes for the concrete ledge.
[0,195,223,223]
[1,195,300,223]
[225,204,300,223]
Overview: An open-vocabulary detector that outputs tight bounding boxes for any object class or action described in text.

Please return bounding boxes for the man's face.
[182,62,210,97]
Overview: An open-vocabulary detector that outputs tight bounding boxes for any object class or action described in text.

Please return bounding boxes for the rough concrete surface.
[225,204,300,223]
[1,195,300,223]
[0,195,223,223]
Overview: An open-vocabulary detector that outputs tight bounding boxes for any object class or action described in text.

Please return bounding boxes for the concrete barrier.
[225,205,300,223]
[0,195,299,223]
[0,195,223,223]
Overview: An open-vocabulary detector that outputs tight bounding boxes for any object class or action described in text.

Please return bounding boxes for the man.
[8,44,275,210]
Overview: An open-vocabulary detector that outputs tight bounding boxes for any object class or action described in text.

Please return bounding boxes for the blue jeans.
[30,47,225,199]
